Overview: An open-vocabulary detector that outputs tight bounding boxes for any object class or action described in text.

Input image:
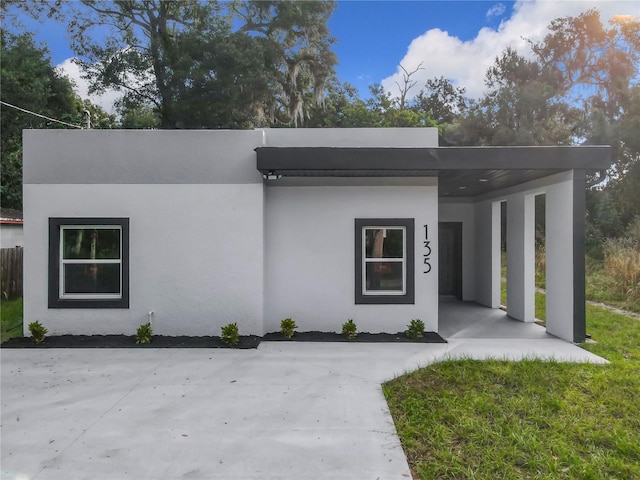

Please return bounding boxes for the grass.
[585,257,640,314]
[384,303,640,480]
[1,297,23,344]
[501,248,640,316]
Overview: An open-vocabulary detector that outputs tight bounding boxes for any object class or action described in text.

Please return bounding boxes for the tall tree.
[532,10,640,186]
[42,0,337,128]
[412,76,467,125]
[0,32,114,209]
[531,9,639,119]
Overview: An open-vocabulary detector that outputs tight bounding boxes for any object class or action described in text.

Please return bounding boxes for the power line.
[0,100,83,129]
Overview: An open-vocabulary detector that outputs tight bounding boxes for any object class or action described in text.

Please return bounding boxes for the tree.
[412,77,467,125]
[305,80,374,127]
[306,80,437,128]
[531,9,639,119]
[118,102,160,129]
[0,32,115,209]
[531,10,640,234]
[479,47,580,146]
[35,0,337,128]
[395,62,424,111]
[446,10,639,150]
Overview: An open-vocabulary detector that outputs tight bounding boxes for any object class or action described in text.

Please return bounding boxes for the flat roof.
[256,146,611,197]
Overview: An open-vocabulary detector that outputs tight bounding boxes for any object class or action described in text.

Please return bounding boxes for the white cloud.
[382,0,636,101]
[486,2,506,20]
[56,58,121,114]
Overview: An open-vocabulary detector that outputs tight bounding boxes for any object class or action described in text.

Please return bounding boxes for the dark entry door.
[439,222,462,299]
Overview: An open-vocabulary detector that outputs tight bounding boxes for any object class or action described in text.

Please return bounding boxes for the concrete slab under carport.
[438,297,608,363]
[1,323,605,480]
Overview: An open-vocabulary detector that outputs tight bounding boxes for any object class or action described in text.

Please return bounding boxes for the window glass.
[365,262,404,291]
[63,263,121,294]
[365,228,404,258]
[63,228,121,260]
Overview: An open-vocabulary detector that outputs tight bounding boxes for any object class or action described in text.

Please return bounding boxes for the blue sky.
[8,0,637,112]
[330,1,515,94]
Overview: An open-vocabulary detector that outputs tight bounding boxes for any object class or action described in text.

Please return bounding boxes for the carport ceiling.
[256,146,611,197]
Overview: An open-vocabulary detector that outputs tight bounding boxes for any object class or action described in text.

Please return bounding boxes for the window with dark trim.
[49,218,129,308]
[355,218,414,304]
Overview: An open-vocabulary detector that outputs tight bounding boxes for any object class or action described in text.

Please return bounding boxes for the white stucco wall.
[263,127,438,147]
[23,128,441,337]
[0,224,23,248]
[23,184,264,336]
[264,184,439,334]
[23,129,268,336]
[438,200,476,301]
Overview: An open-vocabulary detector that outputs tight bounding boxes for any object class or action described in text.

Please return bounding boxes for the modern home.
[22,128,609,342]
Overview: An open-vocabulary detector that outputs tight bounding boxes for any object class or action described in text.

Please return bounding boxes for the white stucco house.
[22,128,609,343]
[0,208,24,249]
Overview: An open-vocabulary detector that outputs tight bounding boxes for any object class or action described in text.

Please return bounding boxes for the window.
[49,218,129,308]
[355,218,414,304]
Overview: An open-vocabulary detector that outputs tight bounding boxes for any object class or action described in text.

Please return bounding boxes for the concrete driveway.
[1,334,605,480]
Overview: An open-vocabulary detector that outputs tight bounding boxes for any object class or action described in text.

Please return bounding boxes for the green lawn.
[384,303,640,479]
[1,297,23,343]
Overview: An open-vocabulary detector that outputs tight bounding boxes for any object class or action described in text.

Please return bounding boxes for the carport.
[257,145,611,343]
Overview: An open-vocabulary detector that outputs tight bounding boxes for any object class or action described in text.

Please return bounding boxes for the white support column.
[546,172,581,341]
[506,193,535,322]
[474,201,491,307]
[491,201,501,309]
[475,200,501,308]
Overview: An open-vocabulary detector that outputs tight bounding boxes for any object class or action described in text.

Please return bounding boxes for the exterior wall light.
[263,171,282,180]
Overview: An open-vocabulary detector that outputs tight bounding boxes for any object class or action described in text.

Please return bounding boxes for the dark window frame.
[49,218,130,309]
[355,218,415,304]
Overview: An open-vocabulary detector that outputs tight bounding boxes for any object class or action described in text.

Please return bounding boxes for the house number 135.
[423,224,432,274]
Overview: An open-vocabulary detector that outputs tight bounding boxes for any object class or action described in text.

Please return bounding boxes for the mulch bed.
[1,335,262,349]
[262,331,446,343]
[2,331,445,349]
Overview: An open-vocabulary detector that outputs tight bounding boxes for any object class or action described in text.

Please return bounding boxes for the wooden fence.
[1,247,23,300]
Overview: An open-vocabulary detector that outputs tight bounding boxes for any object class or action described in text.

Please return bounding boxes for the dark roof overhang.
[256,146,611,197]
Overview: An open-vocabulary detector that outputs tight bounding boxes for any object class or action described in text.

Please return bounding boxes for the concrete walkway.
[2,305,606,480]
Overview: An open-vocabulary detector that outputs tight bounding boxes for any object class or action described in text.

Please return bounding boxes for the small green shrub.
[221,322,240,347]
[135,322,153,344]
[342,319,357,340]
[28,321,47,344]
[405,319,425,339]
[280,318,297,339]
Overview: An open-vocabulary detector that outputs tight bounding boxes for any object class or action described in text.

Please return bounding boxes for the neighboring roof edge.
[0,208,23,223]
